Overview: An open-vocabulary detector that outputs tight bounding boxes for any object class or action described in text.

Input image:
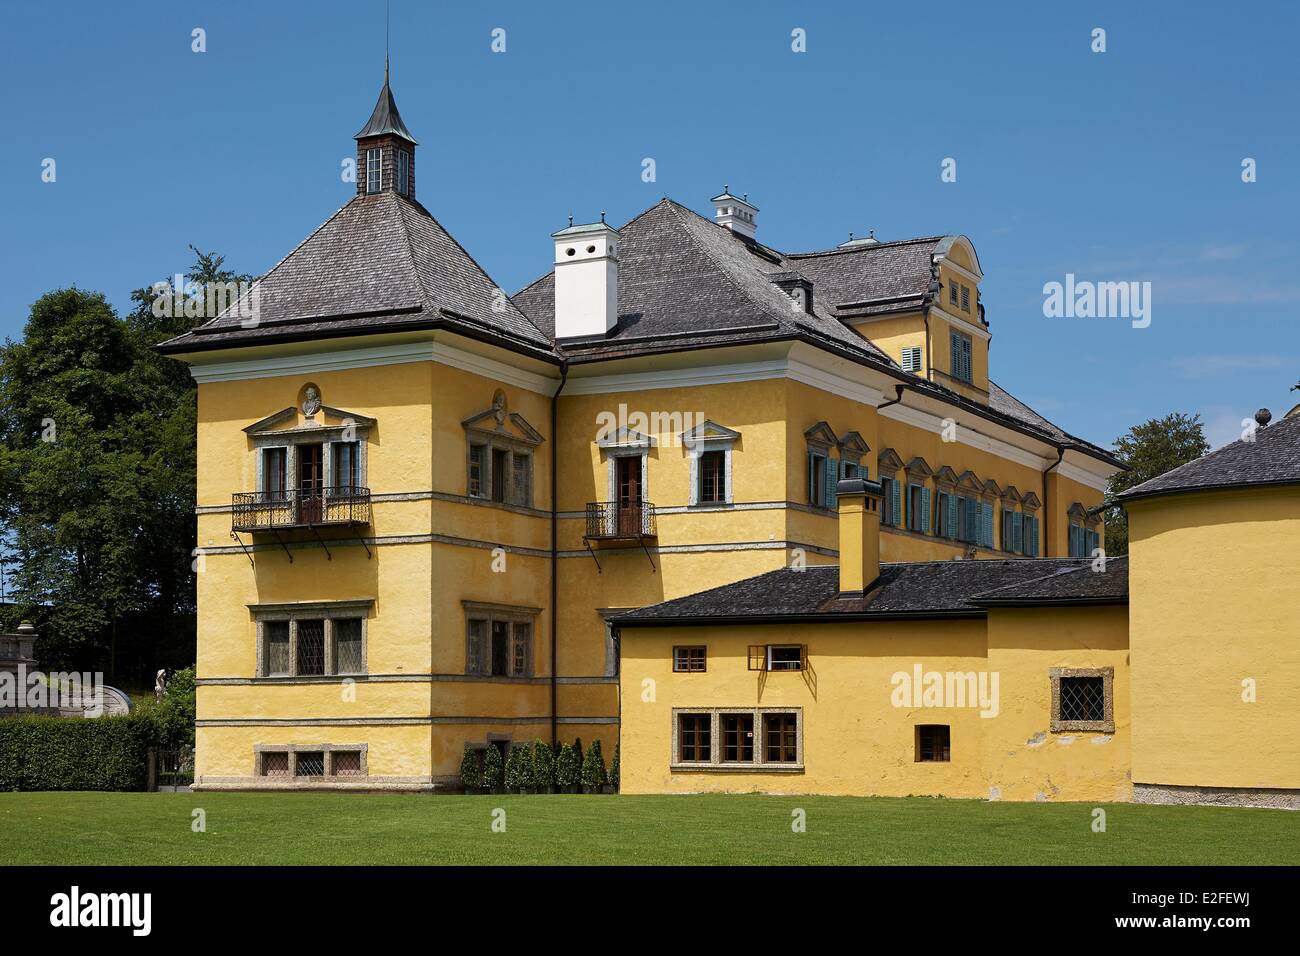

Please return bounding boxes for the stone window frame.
[463,600,541,679]
[251,600,372,679]
[670,707,804,773]
[682,420,741,507]
[254,743,369,779]
[877,447,905,528]
[247,406,374,496]
[463,393,544,509]
[1049,666,1115,733]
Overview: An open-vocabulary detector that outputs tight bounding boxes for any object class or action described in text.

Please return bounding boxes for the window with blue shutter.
[1023,515,1039,557]
[920,487,931,533]
[981,501,993,548]
[890,478,902,527]
[949,331,973,383]
[1011,512,1023,553]
[946,493,959,539]
[825,457,839,509]
[1068,525,1082,557]
[1084,528,1099,556]
[808,453,825,507]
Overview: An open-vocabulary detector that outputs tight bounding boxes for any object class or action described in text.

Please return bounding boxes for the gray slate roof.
[969,556,1128,606]
[612,556,1127,626]
[157,192,551,357]
[1118,411,1300,502]
[513,199,892,365]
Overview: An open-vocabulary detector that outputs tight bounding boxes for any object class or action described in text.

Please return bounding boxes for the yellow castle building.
[161,75,1145,795]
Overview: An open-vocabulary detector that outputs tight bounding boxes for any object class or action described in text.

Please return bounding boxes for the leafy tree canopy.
[1102,412,1210,555]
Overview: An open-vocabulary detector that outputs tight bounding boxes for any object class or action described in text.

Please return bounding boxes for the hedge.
[0,714,155,791]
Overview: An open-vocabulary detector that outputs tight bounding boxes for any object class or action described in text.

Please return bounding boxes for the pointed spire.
[355,76,418,144]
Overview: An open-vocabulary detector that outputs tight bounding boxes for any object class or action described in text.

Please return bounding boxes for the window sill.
[254,674,366,682]
[1050,720,1114,734]
[670,763,804,774]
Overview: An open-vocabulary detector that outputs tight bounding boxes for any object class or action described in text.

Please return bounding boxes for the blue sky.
[2,0,1297,449]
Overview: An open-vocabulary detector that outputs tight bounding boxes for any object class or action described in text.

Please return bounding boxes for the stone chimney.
[711,187,759,239]
[837,478,883,597]
[551,217,620,340]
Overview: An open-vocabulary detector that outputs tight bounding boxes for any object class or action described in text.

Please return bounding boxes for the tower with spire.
[354,59,418,199]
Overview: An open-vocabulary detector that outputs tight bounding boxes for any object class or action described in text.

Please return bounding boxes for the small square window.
[767,646,803,672]
[960,285,971,311]
[949,282,959,305]
[901,346,923,373]
[332,751,363,776]
[673,646,707,672]
[295,751,325,777]
[916,725,950,762]
[261,752,289,777]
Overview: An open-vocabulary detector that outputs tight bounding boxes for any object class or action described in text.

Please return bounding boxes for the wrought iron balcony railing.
[232,486,371,533]
[584,501,657,540]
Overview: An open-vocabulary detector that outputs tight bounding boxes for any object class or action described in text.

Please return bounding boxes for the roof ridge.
[788,235,948,259]
[397,194,552,345]
[184,195,361,334]
[662,200,805,334]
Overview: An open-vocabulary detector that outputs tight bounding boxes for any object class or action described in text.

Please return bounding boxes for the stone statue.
[155,668,167,702]
[302,385,322,417]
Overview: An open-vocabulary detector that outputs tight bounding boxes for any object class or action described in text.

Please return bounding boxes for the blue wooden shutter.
[920,487,932,533]
[825,457,838,509]
[808,453,817,505]
[981,502,993,547]
[1027,516,1039,556]
[946,493,958,539]
[890,479,902,527]
[1011,512,1023,552]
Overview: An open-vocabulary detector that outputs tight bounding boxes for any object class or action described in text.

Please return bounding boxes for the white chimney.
[551,218,620,339]
[710,187,758,239]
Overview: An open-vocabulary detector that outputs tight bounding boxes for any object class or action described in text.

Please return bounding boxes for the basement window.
[916,725,951,762]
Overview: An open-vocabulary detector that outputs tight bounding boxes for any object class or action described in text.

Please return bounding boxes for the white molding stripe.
[929,305,991,341]
[1056,459,1112,493]
[187,338,557,395]
[564,357,791,395]
[879,402,1054,471]
[196,716,620,727]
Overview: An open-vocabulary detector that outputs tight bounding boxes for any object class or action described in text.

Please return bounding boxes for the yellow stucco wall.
[1127,486,1300,790]
[618,609,1129,800]
[188,327,1108,790]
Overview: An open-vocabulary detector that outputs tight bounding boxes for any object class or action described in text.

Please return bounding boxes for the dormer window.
[366,148,381,194]
[396,149,410,195]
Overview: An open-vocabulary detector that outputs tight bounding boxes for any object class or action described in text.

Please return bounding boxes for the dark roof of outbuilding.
[612,556,1127,627]
[969,556,1128,606]
[1117,412,1300,503]
[157,192,551,357]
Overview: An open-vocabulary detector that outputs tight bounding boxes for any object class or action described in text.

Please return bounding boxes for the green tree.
[555,742,580,792]
[1102,412,1210,555]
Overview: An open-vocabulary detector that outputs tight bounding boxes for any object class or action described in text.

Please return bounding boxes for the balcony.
[585,500,657,540]
[232,487,372,532]
[583,501,657,572]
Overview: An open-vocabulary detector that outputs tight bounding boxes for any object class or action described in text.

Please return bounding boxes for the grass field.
[2,792,1295,865]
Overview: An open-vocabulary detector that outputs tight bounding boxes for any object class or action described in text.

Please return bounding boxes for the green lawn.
[2,792,1295,865]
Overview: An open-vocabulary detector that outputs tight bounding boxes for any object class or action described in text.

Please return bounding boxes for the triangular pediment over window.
[956,469,983,494]
[1020,490,1042,510]
[244,405,377,438]
[595,426,655,449]
[877,447,905,473]
[462,407,545,447]
[837,431,870,461]
[680,419,741,445]
[1001,484,1022,504]
[804,421,838,450]
[905,456,934,479]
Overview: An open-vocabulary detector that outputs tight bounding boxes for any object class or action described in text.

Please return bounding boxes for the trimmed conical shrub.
[581,739,607,792]
[459,746,482,793]
[610,743,620,792]
[532,739,556,792]
[505,744,535,793]
[555,741,581,792]
[482,743,504,792]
